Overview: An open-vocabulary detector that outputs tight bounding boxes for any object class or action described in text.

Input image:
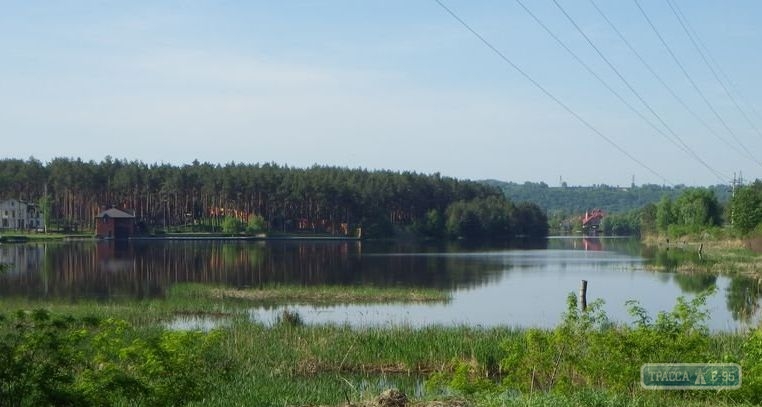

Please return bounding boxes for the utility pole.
[731,173,737,226]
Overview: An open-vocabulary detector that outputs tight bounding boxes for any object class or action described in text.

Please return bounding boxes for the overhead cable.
[519,0,728,183]
[634,0,761,166]
[666,0,762,142]
[588,0,742,172]
[432,0,671,184]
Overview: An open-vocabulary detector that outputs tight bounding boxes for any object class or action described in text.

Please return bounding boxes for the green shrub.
[427,358,496,396]
[495,289,717,396]
[740,328,762,403]
[0,309,91,406]
[245,214,266,235]
[0,310,232,406]
[221,216,243,234]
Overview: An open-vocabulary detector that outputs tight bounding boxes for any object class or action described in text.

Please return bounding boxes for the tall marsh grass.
[3,284,762,406]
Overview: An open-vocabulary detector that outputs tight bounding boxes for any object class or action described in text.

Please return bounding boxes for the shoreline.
[0,233,362,243]
[129,235,361,242]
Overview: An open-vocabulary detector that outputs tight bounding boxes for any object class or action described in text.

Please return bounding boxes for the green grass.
[0,283,450,327]
[180,283,452,306]
[0,232,93,243]
[0,308,754,406]
[0,293,232,326]
[185,321,518,406]
[643,233,762,278]
[472,390,760,407]
[2,285,761,406]
[644,245,762,277]
[182,320,757,406]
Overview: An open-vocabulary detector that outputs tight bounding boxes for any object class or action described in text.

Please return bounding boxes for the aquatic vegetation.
[429,288,762,406]
[2,286,762,406]
[276,308,303,327]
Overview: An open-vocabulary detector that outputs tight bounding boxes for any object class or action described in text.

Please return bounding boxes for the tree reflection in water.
[0,240,531,299]
[726,276,762,323]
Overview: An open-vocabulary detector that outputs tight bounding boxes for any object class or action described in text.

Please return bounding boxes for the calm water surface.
[1,238,759,331]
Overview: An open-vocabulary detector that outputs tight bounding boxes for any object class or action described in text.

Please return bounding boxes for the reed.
[0,283,449,327]
[171,283,451,305]
[1,285,759,406]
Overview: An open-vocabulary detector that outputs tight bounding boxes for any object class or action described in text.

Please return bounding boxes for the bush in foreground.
[429,287,762,405]
[0,309,232,406]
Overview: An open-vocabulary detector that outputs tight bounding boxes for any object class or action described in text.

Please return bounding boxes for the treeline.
[729,180,762,235]
[484,179,740,237]
[0,157,547,239]
[600,182,762,237]
[485,180,732,215]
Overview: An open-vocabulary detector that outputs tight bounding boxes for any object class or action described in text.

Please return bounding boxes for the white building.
[0,199,43,230]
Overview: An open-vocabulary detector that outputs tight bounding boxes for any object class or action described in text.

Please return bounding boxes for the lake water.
[0,238,759,331]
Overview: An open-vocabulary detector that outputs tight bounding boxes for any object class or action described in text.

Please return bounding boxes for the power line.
[588,0,741,171]
[514,0,727,183]
[707,55,762,138]
[545,0,728,183]
[667,0,762,142]
[634,0,761,167]
[431,0,672,185]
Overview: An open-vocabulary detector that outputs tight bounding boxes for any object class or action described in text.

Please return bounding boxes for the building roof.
[95,208,135,219]
[0,198,35,206]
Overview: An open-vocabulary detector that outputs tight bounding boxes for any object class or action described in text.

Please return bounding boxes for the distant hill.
[482,180,733,215]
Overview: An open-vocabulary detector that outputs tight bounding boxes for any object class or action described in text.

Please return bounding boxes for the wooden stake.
[698,243,704,261]
[580,280,588,312]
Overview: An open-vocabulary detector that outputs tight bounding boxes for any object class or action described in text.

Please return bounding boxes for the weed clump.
[375,388,407,407]
[277,308,303,327]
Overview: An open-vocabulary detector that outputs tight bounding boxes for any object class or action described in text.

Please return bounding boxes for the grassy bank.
[193,284,450,306]
[2,285,762,406]
[0,283,450,327]
[0,231,91,242]
[642,232,762,277]
[5,309,754,407]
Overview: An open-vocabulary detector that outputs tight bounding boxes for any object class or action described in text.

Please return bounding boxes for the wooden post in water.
[579,280,588,312]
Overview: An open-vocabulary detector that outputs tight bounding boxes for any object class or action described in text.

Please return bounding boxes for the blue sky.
[1,1,761,186]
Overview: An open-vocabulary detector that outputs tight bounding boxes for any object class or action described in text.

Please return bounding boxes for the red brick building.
[95,208,136,239]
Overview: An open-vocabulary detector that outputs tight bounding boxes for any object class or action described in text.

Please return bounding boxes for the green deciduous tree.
[655,196,675,233]
[413,209,445,238]
[674,188,722,232]
[602,210,640,236]
[639,203,657,235]
[245,214,266,235]
[730,181,762,235]
[444,197,546,239]
[654,189,722,236]
[221,216,243,235]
